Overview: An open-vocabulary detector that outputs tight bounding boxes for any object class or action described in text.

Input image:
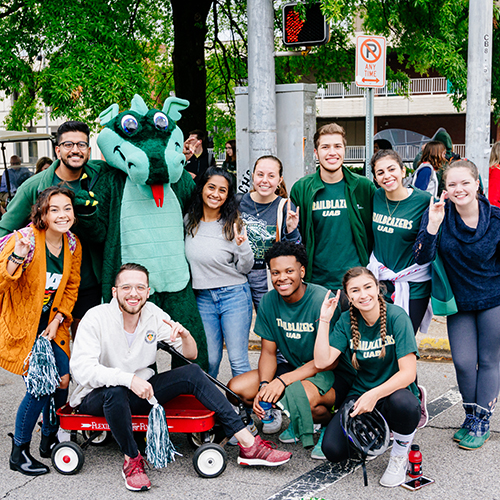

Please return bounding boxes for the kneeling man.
[70,263,291,492]
[228,242,355,459]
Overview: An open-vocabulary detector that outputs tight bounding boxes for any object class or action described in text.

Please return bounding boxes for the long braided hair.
[342,267,387,370]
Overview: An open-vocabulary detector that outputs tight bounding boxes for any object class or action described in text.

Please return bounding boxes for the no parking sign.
[355,35,386,88]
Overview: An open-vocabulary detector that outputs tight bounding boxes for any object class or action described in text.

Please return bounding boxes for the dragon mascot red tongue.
[78,94,208,370]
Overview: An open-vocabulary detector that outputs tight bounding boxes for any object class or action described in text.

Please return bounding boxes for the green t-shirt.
[39,246,64,332]
[329,303,419,399]
[372,188,432,299]
[53,173,97,290]
[311,180,361,290]
[255,282,355,383]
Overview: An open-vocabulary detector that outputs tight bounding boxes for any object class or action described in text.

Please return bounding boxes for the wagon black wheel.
[193,443,227,478]
[82,430,112,446]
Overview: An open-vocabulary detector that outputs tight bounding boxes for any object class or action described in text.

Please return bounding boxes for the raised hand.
[163,318,190,342]
[319,289,340,323]
[13,229,32,258]
[285,198,299,233]
[427,191,446,235]
[233,223,248,246]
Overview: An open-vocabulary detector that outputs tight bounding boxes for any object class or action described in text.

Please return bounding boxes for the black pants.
[321,388,420,463]
[79,364,246,458]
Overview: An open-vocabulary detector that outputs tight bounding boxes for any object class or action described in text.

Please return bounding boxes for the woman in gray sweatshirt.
[185,167,254,379]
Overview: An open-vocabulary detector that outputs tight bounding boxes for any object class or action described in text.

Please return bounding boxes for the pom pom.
[23,336,60,399]
[146,396,180,468]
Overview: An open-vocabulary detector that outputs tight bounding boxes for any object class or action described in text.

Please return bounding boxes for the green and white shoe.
[310,428,326,459]
[279,423,300,444]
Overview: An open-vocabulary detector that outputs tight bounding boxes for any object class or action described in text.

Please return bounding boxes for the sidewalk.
[249,314,451,358]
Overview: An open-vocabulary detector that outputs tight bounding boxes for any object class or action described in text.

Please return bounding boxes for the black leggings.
[322,389,420,463]
[79,364,246,458]
[409,297,430,335]
[447,306,500,409]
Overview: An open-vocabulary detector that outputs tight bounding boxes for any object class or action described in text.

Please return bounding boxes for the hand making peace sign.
[13,228,32,258]
[233,223,248,246]
[285,198,299,234]
[427,191,446,235]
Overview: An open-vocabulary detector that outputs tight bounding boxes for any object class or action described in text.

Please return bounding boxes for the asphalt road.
[1,351,498,500]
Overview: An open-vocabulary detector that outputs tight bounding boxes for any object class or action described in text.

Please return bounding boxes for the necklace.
[385,195,402,218]
[252,196,276,218]
[46,239,62,250]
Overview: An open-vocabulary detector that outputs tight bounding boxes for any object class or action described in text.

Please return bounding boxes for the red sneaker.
[238,435,292,466]
[122,453,151,491]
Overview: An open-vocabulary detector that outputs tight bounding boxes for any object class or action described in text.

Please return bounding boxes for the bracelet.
[275,376,287,389]
[57,314,65,324]
[8,254,24,266]
[258,381,269,391]
[11,252,25,261]
[319,318,330,324]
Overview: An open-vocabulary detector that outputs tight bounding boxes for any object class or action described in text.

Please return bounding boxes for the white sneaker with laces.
[262,409,283,434]
[417,385,429,429]
[379,454,408,488]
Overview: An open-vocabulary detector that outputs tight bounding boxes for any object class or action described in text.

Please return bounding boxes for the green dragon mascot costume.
[80,94,208,370]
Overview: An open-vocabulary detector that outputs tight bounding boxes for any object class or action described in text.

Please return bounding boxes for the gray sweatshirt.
[184,220,254,290]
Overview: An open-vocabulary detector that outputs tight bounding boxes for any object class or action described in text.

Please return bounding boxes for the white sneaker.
[228,422,258,446]
[262,409,283,434]
[379,454,408,488]
[417,385,429,429]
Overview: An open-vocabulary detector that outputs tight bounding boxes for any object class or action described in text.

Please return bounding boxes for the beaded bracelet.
[11,251,25,261]
[8,254,24,266]
[258,380,269,391]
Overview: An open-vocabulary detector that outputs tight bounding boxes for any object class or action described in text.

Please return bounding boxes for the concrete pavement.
[1,349,498,500]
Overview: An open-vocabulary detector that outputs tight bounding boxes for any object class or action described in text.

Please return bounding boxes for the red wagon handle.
[158,341,251,427]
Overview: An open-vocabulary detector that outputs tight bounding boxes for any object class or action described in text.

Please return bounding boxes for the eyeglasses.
[58,141,89,151]
[116,284,149,293]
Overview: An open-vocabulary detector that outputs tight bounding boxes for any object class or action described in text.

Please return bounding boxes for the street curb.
[248,336,452,359]
[417,336,451,359]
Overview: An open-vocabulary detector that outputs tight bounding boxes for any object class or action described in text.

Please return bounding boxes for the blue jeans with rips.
[14,341,69,446]
[195,283,252,379]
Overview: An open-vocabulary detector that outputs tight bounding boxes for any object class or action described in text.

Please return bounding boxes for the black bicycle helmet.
[340,400,390,485]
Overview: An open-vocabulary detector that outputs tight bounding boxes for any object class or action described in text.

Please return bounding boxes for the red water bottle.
[408,444,423,478]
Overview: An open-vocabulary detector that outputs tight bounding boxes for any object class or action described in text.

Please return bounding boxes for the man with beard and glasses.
[0,121,105,338]
[70,263,292,492]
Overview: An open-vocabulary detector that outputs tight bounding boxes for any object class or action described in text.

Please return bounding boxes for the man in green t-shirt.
[290,123,376,309]
[228,241,354,459]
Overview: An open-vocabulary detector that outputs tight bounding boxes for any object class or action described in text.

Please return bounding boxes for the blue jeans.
[14,341,69,446]
[196,283,252,379]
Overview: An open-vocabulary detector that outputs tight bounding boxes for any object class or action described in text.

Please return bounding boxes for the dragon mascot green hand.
[80,94,208,370]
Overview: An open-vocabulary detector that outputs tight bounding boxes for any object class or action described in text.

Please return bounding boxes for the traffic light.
[282,2,329,48]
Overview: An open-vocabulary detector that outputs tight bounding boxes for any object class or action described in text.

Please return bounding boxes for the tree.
[0,0,173,130]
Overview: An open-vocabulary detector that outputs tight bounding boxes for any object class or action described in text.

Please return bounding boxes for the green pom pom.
[146,397,180,468]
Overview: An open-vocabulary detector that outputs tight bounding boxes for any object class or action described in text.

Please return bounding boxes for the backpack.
[404,162,438,197]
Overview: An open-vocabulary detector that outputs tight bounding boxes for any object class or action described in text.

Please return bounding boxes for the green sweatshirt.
[290,167,376,282]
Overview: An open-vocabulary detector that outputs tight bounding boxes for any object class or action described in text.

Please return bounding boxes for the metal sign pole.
[365,88,374,180]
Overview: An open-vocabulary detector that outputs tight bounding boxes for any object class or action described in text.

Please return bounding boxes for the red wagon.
[52,394,228,478]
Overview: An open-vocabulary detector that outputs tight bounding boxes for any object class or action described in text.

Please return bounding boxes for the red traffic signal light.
[282,2,329,47]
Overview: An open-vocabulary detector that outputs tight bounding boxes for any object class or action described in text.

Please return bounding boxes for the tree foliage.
[0,0,172,130]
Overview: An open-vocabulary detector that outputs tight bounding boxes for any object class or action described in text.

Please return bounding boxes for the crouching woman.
[314,267,420,488]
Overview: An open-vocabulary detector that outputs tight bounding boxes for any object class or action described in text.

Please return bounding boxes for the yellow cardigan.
[0,227,82,375]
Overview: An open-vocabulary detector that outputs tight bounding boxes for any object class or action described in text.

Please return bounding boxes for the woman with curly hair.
[1,186,82,476]
[185,167,254,379]
[314,267,420,488]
